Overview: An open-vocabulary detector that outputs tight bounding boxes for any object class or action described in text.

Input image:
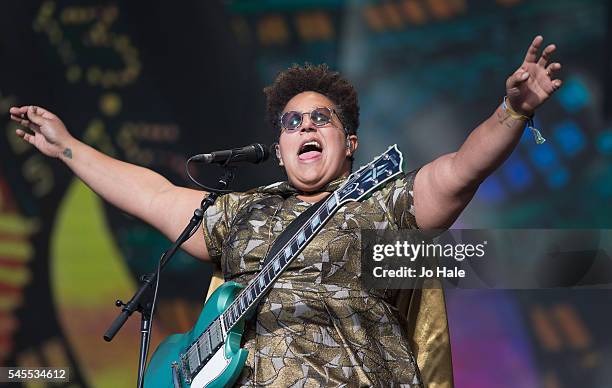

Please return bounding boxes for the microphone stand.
[103,167,235,388]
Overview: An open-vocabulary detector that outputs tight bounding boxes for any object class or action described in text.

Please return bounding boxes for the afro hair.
[263,63,360,136]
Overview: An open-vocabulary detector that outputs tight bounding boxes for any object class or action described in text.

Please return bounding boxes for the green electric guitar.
[144,145,404,387]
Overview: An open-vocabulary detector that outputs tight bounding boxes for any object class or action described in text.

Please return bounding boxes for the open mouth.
[298,140,323,161]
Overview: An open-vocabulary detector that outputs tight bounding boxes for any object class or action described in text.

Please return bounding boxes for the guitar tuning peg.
[115,299,126,308]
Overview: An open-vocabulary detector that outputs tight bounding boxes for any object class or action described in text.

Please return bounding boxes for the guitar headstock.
[337,144,404,203]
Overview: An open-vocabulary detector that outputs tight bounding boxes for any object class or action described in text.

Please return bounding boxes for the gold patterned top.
[202,170,427,387]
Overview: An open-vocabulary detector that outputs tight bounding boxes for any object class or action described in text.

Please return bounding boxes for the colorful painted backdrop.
[0,0,610,387]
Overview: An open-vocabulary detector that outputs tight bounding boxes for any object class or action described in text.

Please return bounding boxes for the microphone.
[191,143,269,164]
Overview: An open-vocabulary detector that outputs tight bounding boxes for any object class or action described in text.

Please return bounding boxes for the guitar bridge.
[179,354,193,384]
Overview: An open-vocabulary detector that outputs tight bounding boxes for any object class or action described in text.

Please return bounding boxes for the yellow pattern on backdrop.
[51,179,140,387]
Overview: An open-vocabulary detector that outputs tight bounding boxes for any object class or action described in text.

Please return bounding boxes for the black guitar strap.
[261,197,326,268]
[247,197,327,312]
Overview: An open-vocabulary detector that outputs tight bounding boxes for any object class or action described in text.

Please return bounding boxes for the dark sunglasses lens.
[281,111,302,130]
[311,108,332,126]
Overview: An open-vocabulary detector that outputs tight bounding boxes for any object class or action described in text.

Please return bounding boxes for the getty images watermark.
[371,239,487,279]
[361,229,612,289]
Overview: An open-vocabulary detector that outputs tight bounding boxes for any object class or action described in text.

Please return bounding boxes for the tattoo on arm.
[496,109,516,129]
[63,148,73,159]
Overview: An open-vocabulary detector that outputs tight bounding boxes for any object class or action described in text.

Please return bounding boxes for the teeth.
[303,140,321,148]
[298,140,322,156]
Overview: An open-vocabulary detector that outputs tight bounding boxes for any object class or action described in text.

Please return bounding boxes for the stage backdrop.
[0,0,610,387]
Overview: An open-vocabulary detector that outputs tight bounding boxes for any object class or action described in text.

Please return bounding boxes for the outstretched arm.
[414,36,563,229]
[10,105,210,260]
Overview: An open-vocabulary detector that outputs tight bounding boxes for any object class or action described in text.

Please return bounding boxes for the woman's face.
[278,91,357,192]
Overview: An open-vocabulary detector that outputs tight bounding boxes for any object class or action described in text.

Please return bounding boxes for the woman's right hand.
[10,105,75,159]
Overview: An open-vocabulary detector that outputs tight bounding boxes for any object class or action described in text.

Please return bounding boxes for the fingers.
[9,106,29,124]
[31,105,56,120]
[9,105,55,126]
[545,62,562,93]
[546,62,562,78]
[524,35,544,63]
[9,106,28,116]
[15,128,36,145]
[25,106,48,126]
[506,68,530,95]
[15,128,27,138]
[10,113,41,133]
[537,44,556,67]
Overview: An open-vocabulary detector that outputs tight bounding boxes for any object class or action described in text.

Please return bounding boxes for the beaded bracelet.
[502,96,546,144]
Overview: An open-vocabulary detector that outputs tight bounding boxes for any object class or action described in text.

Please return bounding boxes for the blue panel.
[546,167,570,189]
[520,126,535,145]
[553,121,586,157]
[556,77,590,113]
[597,130,612,155]
[501,155,533,192]
[528,142,559,172]
[475,175,506,204]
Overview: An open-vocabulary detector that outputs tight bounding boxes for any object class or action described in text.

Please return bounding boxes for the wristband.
[502,96,546,144]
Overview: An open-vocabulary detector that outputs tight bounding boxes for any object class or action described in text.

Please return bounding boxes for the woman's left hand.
[505,35,563,116]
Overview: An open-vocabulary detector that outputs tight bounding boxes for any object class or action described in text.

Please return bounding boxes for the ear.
[275,143,284,166]
[346,135,358,157]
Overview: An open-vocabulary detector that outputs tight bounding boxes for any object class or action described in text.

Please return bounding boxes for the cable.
[185,155,235,194]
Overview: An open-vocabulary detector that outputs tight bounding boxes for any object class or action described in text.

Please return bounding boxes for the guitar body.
[145,282,248,388]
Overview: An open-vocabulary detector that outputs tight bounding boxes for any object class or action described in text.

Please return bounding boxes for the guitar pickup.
[198,332,213,361]
[209,320,223,348]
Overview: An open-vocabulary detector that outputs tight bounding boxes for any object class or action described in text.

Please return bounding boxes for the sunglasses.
[279,107,339,133]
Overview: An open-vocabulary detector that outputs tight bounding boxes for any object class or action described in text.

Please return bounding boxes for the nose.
[299,113,317,132]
